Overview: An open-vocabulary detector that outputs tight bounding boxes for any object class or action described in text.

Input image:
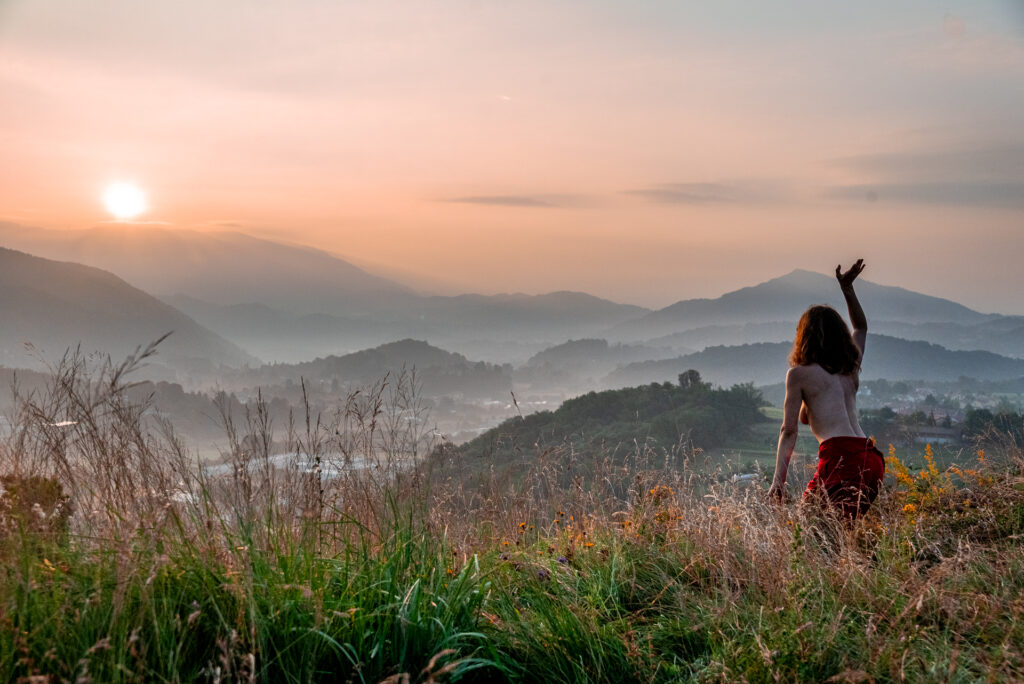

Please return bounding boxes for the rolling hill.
[431,380,768,489]
[605,334,1024,388]
[0,222,649,363]
[0,222,411,315]
[221,339,511,398]
[0,247,253,372]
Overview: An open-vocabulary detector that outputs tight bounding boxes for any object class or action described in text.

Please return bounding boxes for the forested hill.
[454,376,768,466]
[605,334,1024,388]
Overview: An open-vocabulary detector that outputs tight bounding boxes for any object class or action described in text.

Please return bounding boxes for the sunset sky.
[1,1,1022,312]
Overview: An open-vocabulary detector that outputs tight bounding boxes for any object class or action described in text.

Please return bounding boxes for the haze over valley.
[2,227,1021,454]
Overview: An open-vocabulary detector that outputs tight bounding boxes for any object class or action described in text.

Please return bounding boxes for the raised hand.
[836,259,865,290]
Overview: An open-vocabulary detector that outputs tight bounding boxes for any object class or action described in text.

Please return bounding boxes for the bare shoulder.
[789,363,833,393]
[786,364,811,387]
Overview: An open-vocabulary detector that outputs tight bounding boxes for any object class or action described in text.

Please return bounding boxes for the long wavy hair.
[789,305,860,374]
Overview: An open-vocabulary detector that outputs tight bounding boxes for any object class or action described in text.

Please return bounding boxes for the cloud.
[826,142,1024,208]
[443,195,560,208]
[625,182,783,205]
[831,144,1024,183]
[943,14,967,40]
[825,182,1024,208]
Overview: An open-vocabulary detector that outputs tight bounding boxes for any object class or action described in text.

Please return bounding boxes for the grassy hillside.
[3,355,1024,682]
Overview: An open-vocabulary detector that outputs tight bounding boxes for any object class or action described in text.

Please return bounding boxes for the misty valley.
[2,231,1023,472]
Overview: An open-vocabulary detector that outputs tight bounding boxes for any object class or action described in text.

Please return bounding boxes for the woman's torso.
[800,363,865,442]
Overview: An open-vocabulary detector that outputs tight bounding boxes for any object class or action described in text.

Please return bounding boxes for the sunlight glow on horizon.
[1,1,1022,312]
[103,182,147,221]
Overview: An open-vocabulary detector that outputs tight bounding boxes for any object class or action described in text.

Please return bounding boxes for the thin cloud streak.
[625,182,785,205]
[829,144,1024,182]
[826,182,1024,208]
[443,196,561,208]
[825,140,1024,207]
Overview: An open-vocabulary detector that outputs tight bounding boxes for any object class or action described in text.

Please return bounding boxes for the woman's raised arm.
[836,259,867,358]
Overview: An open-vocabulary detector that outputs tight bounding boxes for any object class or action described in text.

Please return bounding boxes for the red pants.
[803,436,885,519]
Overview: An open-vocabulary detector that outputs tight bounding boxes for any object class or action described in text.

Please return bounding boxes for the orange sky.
[1,1,1023,311]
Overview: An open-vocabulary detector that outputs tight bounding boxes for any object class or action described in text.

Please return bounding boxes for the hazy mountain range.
[0,222,409,314]
[611,269,1007,336]
[219,339,511,399]
[0,223,648,362]
[0,247,252,373]
[613,269,1024,360]
[1,224,1022,392]
[605,335,1024,388]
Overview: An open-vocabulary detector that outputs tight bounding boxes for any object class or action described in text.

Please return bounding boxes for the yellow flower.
[903,503,917,514]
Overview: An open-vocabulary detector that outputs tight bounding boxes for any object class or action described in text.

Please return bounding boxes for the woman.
[768,259,885,519]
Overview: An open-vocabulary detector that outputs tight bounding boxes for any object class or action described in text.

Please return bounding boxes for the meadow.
[2,348,1023,682]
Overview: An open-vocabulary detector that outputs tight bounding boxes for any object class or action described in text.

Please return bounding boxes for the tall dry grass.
[1,344,1023,682]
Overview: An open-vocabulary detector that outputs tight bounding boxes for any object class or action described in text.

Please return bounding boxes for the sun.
[103,182,147,220]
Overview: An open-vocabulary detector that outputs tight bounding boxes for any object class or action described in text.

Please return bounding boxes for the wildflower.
[519,522,527,529]
[924,444,939,479]
[557,557,567,564]
[537,569,550,581]
[502,541,510,546]
[903,504,917,514]
[584,542,594,548]
[978,449,985,463]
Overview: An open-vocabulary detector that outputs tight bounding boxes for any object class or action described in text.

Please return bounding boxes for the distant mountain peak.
[0,247,253,371]
[610,268,991,342]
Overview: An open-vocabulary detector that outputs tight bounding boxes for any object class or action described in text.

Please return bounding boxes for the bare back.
[769,259,870,499]
[795,363,865,442]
